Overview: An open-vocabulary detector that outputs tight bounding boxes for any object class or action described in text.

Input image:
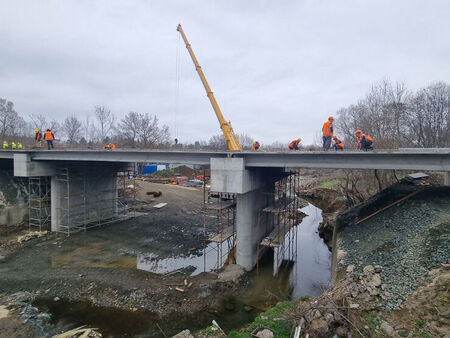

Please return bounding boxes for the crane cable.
[173,31,181,141]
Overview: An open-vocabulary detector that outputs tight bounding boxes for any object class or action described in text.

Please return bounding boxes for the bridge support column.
[211,157,281,271]
[445,171,450,186]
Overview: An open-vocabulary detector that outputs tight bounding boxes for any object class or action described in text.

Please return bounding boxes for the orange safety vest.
[335,139,344,149]
[111,144,116,150]
[289,140,299,149]
[44,131,54,141]
[252,142,260,151]
[322,121,333,136]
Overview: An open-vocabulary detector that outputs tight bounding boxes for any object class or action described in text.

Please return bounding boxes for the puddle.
[33,297,257,337]
[34,202,330,336]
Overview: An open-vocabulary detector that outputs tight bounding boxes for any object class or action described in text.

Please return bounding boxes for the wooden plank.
[208,225,235,242]
[153,203,168,209]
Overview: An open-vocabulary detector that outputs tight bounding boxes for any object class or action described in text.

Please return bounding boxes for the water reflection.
[136,203,331,299]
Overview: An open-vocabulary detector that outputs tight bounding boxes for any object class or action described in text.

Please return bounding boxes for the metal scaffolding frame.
[203,192,236,272]
[55,162,136,235]
[28,176,51,231]
[257,170,301,275]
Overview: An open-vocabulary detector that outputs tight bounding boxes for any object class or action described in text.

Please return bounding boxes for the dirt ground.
[0,181,248,337]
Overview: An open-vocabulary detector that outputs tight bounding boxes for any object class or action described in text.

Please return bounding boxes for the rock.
[397,329,410,337]
[324,312,334,324]
[53,297,60,302]
[374,265,383,273]
[305,309,318,323]
[346,265,355,273]
[335,327,347,336]
[171,329,194,338]
[440,310,450,319]
[310,318,328,336]
[255,329,274,338]
[244,305,253,312]
[363,265,375,275]
[356,292,369,299]
[349,303,359,309]
[218,264,245,283]
[380,321,394,337]
[0,255,6,262]
[371,274,382,287]
[337,250,347,261]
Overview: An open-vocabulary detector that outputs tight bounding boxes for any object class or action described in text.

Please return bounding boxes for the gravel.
[338,187,450,310]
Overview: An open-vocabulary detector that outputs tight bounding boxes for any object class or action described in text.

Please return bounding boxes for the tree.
[0,98,23,138]
[29,113,48,131]
[208,134,227,150]
[62,116,82,144]
[94,105,115,143]
[237,133,254,150]
[117,111,170,148]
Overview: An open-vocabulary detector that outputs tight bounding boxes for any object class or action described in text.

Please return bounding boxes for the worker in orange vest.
[252,141,260,151]
[34,129,42,147]
[332,136,344,150]
[288,138,302,151]
[111,143,116,150]
[43,129,55,150]
[355,130,373,151]
[322,116,334,151]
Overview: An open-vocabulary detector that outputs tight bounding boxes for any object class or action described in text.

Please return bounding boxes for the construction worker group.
[2,141,23,149]
[251,115,373,151]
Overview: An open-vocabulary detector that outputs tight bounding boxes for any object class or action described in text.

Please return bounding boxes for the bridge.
[1,149,449,270]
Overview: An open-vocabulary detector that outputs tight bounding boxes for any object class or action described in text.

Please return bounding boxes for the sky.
[0,0,449,145]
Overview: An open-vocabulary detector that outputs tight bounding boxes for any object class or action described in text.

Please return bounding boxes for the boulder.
[310,318,328,336]
[218,264,245,283]
[255,329,274,338]
[171,329,194,338]
[380,321,394,337]
[346,265,355,273]
[363,265,375,275]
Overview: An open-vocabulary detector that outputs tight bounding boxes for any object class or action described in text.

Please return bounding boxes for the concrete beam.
[13,154,57,177]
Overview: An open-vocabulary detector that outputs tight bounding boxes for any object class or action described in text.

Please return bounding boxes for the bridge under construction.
[0,149,449,271]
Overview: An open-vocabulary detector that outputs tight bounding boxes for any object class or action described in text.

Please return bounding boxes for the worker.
[332,136,344,150]
[34,129,42,147]
[103,144,111,150]
[17,142,23,149]
[2,141,8,149]
[43,129,55,150]
[111,143,116,150]
[11,141,16,149]
[288,138,302,151]
[322,116,334,151]
[355,130,373,151]
[252,141,260,151]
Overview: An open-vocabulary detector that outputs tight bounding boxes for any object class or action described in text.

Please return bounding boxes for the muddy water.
[33,202,330,336]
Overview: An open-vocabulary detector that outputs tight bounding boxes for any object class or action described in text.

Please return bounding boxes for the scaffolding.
[55,163,136,235]
[28,176,51,231]
[203,192,236,272]
[257,170,301,275]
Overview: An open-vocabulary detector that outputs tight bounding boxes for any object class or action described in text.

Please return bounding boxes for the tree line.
[335,80,450,149]
[0,103,171,148]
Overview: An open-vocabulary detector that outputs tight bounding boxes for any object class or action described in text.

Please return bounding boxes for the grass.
[227,301,296,338]
[313,179,343,190]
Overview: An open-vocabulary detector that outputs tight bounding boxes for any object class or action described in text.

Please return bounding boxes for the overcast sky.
[1,0,449,145]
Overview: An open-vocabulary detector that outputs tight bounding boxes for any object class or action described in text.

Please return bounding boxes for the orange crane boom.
[177,24,242,151]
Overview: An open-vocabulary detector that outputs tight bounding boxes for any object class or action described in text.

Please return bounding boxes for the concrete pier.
[445,172,450,186]
[211,158,282,270]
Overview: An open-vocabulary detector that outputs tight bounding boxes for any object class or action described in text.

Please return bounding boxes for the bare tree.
[83,116,97,144]
[62,116,82,144]
[29,113,48,131]
[94,105,115,143]
[237,133,254,150]
[0,98,23,138]
[118,111,140,146]
[208,134,227,150]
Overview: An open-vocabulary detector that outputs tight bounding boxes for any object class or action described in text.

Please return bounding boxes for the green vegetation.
[313,179,343,190]
[415,318,425,328]
[227,301,295,338]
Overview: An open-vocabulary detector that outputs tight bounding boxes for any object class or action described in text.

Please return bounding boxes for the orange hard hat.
[328,116,334,120]
[355,130,362,135]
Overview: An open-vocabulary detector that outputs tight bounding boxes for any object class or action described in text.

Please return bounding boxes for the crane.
[176,24,242,152]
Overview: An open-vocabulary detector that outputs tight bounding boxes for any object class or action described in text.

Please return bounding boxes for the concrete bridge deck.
[0,149,449,171]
